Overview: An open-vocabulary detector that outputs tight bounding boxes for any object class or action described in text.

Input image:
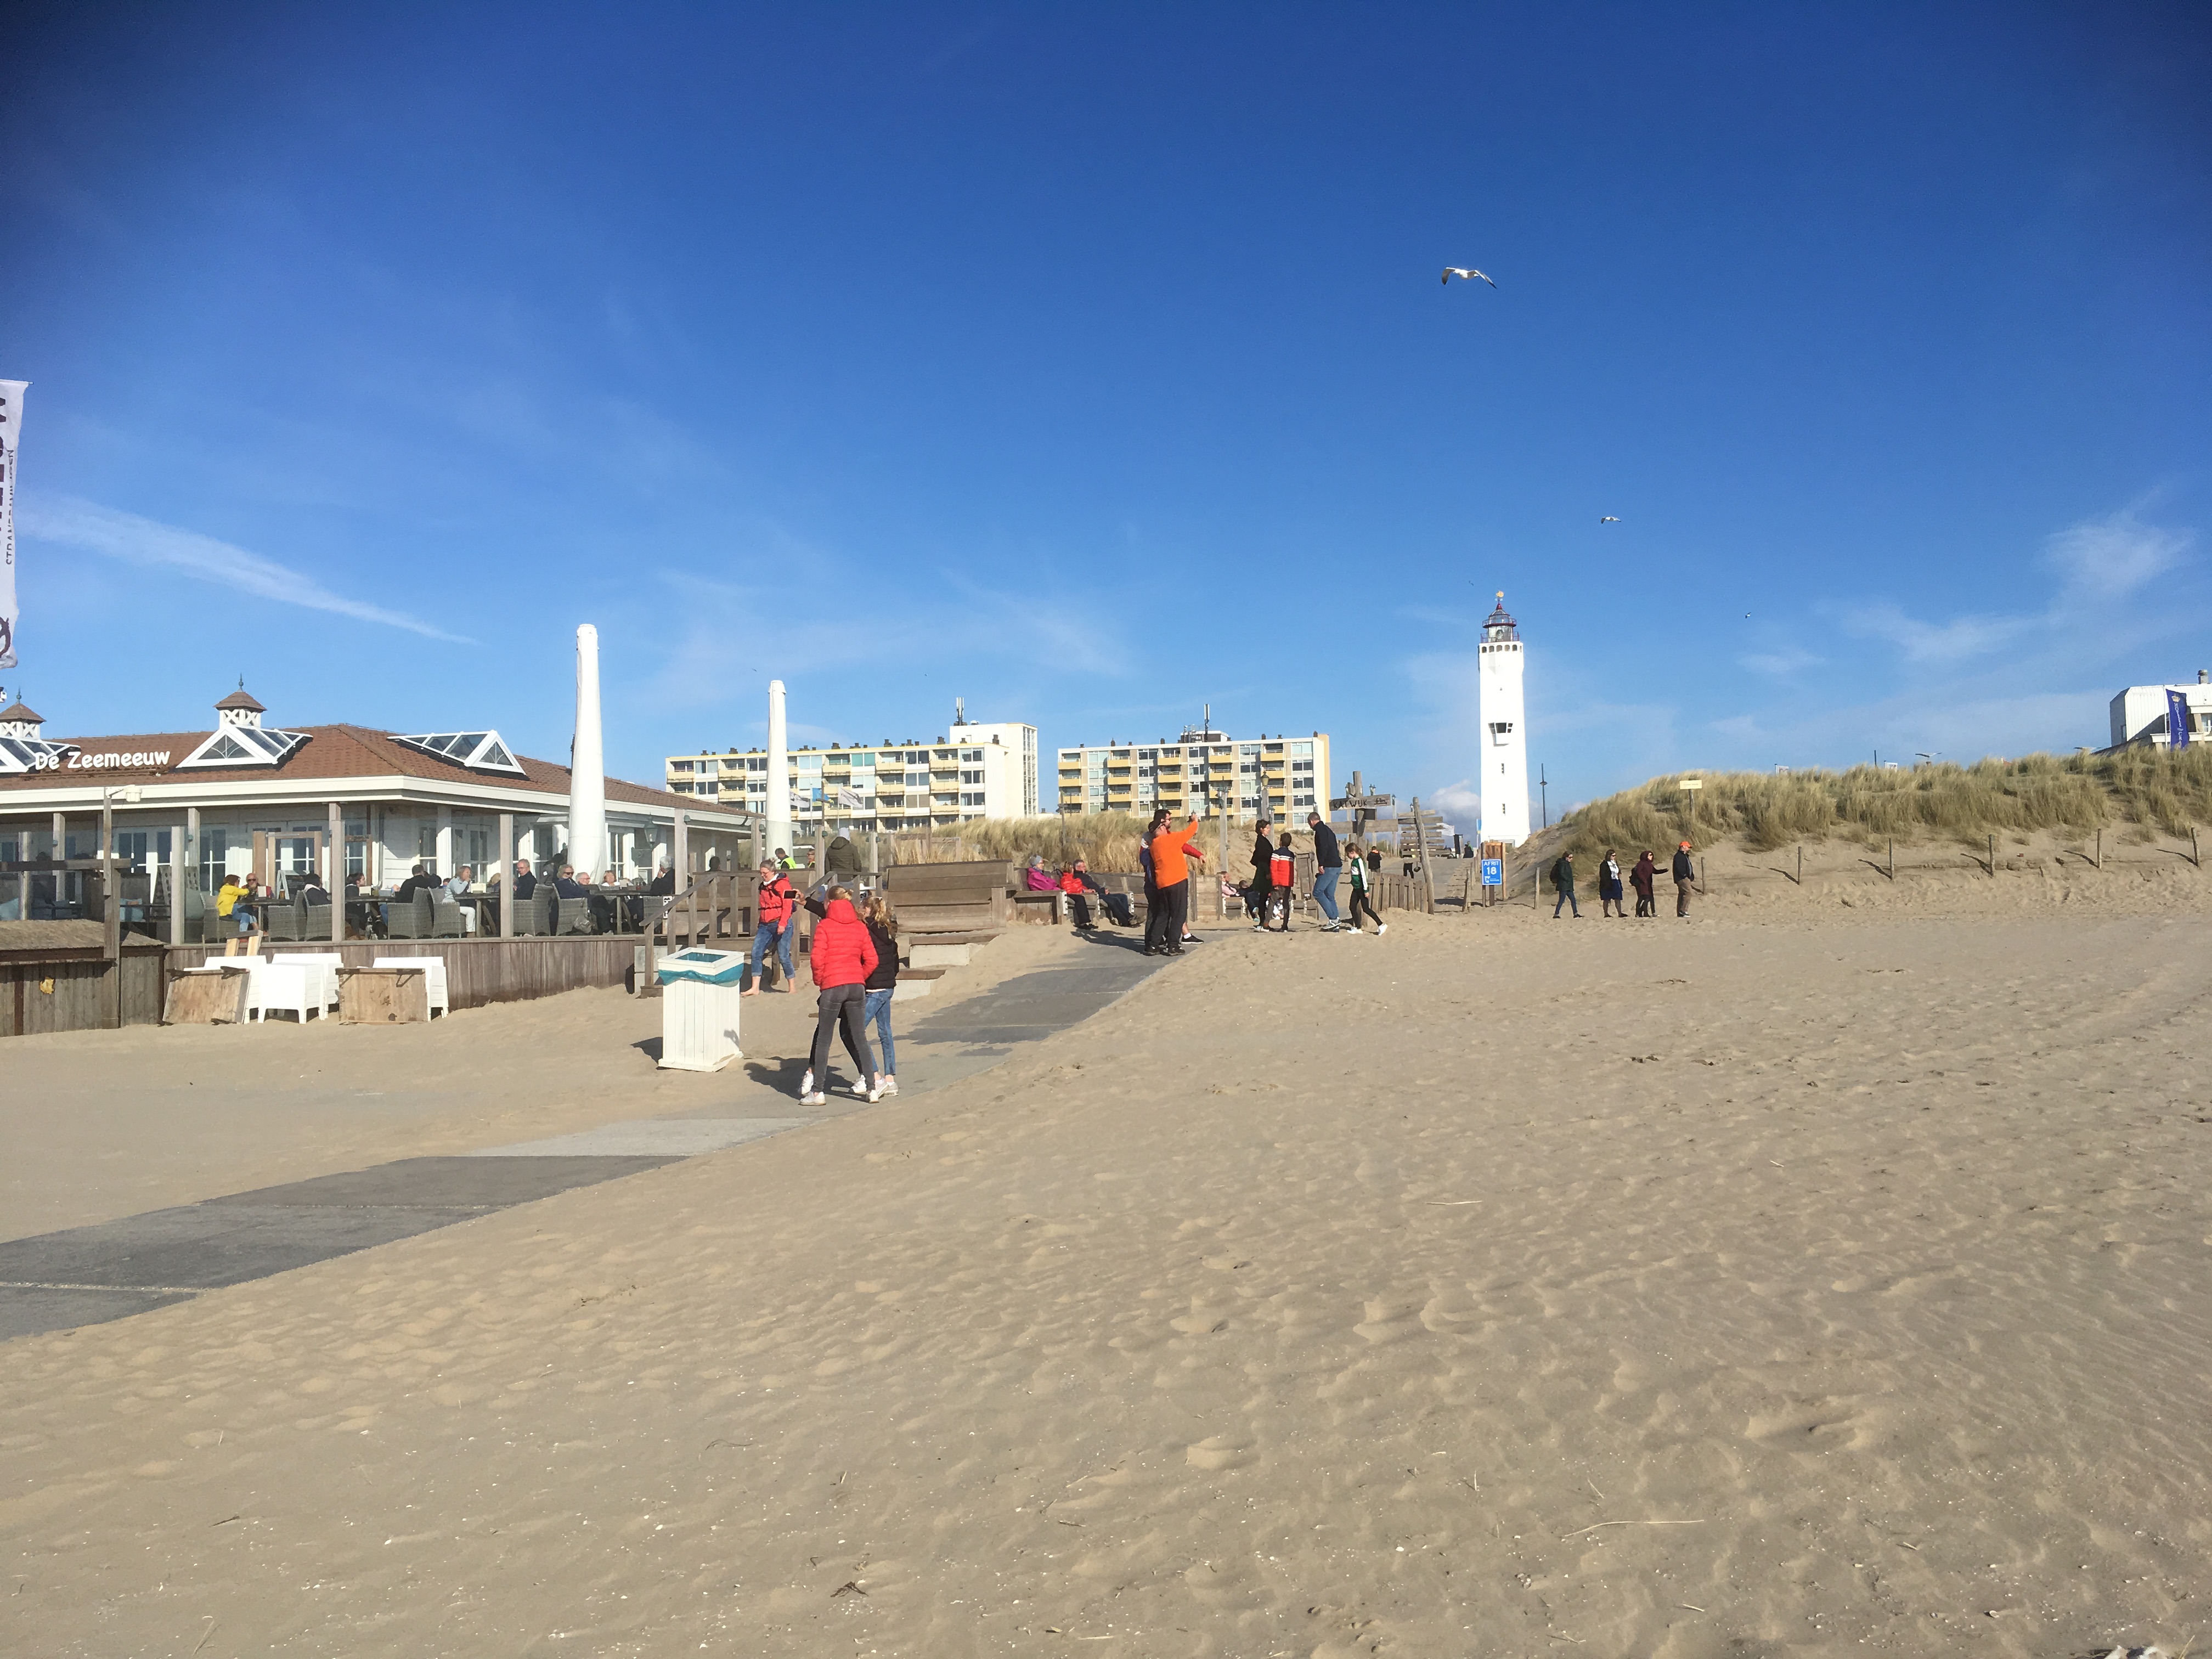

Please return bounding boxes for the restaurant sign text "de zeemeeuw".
[15,747,175,774]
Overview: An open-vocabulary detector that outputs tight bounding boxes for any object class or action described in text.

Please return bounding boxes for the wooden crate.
[163,967,251,1025]
[337,966,432,1024]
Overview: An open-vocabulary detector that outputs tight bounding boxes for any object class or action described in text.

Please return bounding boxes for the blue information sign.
[1480,857,1504,887]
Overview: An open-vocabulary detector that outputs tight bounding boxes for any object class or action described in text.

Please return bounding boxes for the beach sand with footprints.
[3,863,2209,1657]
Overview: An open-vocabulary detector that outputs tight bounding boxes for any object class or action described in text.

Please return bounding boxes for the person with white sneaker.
[1306,811,1345,932]
[795,884,878,1107]
[1343,837,1386,934]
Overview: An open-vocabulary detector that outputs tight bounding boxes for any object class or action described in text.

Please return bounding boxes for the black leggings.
[809,983,875,1083]
[1347,887,1382,929]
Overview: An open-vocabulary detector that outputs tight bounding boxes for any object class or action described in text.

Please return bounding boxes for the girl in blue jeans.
[859,891,901,1096]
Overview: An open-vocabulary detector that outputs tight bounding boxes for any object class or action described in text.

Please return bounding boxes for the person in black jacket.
[511,859,537,899]
[1247,820,1276,930]
[646,863,675,896]
[1671,841,1697,917]
[1550,850,1579,918]
[1306,811,1344,932]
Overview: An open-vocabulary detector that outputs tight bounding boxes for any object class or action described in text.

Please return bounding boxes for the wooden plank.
[337,967,431,1024]
[163,968,250,1025]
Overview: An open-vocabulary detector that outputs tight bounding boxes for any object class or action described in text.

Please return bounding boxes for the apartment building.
[665,718,1039,833]
[1055,725,1332,823]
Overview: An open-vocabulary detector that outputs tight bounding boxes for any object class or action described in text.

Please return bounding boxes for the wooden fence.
[1,942,167,1036]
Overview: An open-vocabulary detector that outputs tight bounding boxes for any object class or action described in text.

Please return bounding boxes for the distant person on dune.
[1631,850,1657,918]
[1598,849,1625,918]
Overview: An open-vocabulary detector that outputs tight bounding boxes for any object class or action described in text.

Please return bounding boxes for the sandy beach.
[4,868,2209,1657]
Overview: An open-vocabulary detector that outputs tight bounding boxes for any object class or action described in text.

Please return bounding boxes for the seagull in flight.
[1442,267,1496,287]
[1599,516,1620,524]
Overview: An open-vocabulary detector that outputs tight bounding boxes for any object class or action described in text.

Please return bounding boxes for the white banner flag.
[0,380,24,670]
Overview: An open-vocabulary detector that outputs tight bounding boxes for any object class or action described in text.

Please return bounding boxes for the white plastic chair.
[240,957,320,1023]
[373,956,449,1018]
[281,952,345,1014]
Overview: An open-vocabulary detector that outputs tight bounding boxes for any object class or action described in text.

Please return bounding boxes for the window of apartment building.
[1291,741,1313,757]
[960,748,984,763]
[960,792,986,807]
[960,769,984,785]
[1138,748,1158,760]
[933,749,955,762]
[904,767,930,787]
[1291,759,1314,774]
[747,755,767,772]
[669,760,693,775]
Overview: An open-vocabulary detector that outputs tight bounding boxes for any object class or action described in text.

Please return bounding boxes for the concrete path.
[0,934,1172,1342]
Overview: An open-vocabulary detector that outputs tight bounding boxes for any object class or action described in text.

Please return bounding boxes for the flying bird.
[1442,267,1496,287]
[1599,516,1620,523]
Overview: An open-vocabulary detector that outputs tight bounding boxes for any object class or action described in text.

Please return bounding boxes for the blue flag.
[2168,689,2192,751]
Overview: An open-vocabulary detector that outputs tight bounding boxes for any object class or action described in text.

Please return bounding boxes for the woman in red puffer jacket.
[799,887,878,1105]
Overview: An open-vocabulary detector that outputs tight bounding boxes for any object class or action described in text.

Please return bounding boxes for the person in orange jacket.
[1143,814,1205,956]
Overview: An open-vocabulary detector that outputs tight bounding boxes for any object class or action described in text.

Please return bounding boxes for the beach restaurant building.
[0,685,752,938]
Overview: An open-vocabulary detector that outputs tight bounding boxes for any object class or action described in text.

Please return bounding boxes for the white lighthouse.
[1476,592,1530,847]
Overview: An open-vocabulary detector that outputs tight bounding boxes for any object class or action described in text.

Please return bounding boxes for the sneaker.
[848,1080,873,1099]
[1376,923,1387,935]
[800,1091,827,1107]
[878,1075,898,1097]
[798,1069,814,1099]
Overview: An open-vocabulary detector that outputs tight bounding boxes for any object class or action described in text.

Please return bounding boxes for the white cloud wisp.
[25,495,472,643]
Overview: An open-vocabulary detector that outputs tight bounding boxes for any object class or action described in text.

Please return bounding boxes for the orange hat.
[1678,840,1691,850]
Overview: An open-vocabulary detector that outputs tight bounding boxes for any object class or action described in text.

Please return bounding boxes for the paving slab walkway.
[0,934,1172,1342]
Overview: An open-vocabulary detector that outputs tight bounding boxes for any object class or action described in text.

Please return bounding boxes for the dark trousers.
[1633,886,1654,917]
[1347,887,1382,929]
[1068,893,1093,928]
[808,983,875,1084]
[1146,878,1189,951]
[1247,881,1273,923]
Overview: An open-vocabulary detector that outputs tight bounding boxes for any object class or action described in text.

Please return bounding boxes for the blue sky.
[5,3,2207,818]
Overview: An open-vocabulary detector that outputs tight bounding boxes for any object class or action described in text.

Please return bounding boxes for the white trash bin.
[656,948,748,1071]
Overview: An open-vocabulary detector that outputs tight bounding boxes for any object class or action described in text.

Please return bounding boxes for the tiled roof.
[0,722,731,814]
[215,687,267,712]
[0,700,43,724]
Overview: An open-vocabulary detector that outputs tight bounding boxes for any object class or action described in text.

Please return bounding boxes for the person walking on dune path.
[1672,840,1697,918]
[1551,850,1579,918]
[797,884,878,1106]
[1144,811,1204,956]
[1631,849,1657,918]
[1247,819,1276,931]
[1343,837,1385,935]
[1598,849,1625,917]
[1268,831,1297,932]
[1306,811,1344,932]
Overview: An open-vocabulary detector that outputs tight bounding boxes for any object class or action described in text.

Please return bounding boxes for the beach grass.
[1555,747,2212,857]
[885,812,1152,872]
